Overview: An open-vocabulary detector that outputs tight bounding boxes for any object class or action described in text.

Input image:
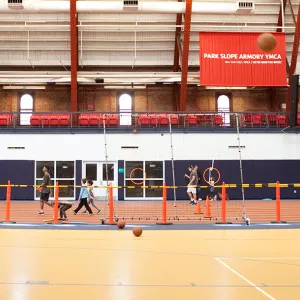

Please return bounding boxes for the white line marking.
[215,257,277,300]
[221,257,300,260]
[256,224,291,226]
[0,223,39,226]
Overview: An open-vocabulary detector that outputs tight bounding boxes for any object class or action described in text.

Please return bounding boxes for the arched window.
[217,95,230,125]
[119,93,132,126]
[20,94,33,125]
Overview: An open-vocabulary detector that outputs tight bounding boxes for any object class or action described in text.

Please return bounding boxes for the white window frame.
[20,94,34,126]
[124,160,164,200]
[34,160,76,200]
[119,93,132,126]
[217,94,231,126]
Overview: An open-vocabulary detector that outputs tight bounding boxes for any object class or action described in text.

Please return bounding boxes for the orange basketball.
[257,33,277,52]
[117,220,126,229]
[133,227,143,237]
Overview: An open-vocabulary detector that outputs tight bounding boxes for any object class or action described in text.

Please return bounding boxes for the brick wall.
[0,86,293,113]
[35,87,70,112]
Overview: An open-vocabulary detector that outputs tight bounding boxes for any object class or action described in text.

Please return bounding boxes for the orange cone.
[194,200,203,215]
[204,196,212,218]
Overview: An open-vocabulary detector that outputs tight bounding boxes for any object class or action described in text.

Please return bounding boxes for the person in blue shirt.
[81,180,102,214]
[73,178,93,215]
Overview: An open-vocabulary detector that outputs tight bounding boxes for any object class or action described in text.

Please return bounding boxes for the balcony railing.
[0,111,293,130]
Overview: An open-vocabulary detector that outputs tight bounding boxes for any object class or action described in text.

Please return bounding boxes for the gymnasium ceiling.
[0,0,298,86]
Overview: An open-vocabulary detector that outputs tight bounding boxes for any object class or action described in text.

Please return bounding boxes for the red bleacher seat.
[297,114,300,125]
[58,114,70,126]
[213,115,223,126]
[267,114,277,126]
[197,115,206,125]
[198,115,213,126]
[137,115,150,126]
[158,114,169,126]
[30,115,41,126]
[242,114,252,127]
[276,115,287,126]
[186,115,197,125]
[149,114,158,126]
[89,114,100,126]
[169,114,179,125]
[49,114,59,126]
[79,114,89,126]
[0,114,13,126]
[99,114,108,126]
[107,114,119,126]
[40,114,51,126]
[251,114,262,126]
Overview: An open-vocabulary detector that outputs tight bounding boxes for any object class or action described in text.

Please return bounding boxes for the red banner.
[199,32,287,87]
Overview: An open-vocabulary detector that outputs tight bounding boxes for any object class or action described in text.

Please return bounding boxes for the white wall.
[1,133,299,161]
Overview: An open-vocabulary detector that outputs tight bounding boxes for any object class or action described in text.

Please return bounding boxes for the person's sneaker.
[39,211,44,215]
[192,201,197,205]
[81,211,87,214]
[73,210,77,215]
[88,213,93,216]
[198,198,203,201]
[97,210,102,214]
[189,201,193,206]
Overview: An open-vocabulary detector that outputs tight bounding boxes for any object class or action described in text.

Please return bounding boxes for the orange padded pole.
[271,181,286,223]
[5,180,11,222]
[276,181,281,222]
[156,183,172,225]
[53,181,59,224]
[109,182,114,223]
[221,182,226,223]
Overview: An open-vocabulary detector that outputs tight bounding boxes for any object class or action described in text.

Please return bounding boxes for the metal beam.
[288,0,297,26]
[173,0,183,73]
[287,2,300,112]
[277,0,291,77]
[179,0,192,111]
[172,0,182,111]
[70,0,78,116]
[277,0,287,32]
[172,83,180,111]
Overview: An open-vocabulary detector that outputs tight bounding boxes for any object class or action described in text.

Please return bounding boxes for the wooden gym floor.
[0,200,300,224]
[0,228,299,300]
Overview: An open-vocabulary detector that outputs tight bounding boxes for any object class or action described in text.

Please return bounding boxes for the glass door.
[83,161,117,200]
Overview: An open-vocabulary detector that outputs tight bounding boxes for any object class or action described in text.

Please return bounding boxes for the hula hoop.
[203,167,221,184]
[130,168,147,185]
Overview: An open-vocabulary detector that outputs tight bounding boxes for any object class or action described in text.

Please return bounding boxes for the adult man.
[39,165,52,215]
[186,165,198,205]
[194,165,202,201]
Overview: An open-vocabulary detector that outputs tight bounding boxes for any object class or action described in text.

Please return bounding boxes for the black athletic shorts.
[40,193,50,201]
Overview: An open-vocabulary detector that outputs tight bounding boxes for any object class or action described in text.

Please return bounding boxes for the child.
[208,176,216,201]
[51,200,73,221]
[81,180,102,214]
[74,178,93,215]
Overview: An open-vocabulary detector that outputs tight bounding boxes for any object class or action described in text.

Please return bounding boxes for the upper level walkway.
[0,111,296,134]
